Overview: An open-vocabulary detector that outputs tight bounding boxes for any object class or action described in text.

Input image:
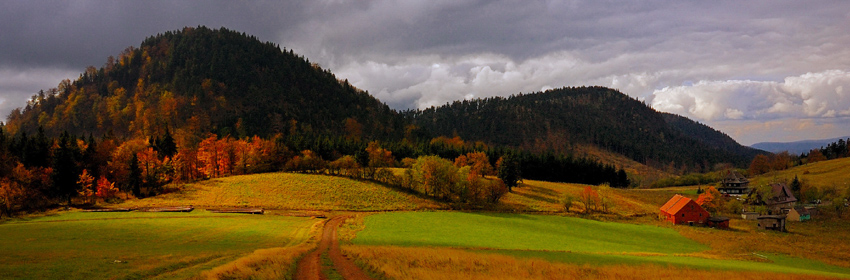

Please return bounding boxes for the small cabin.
[718,170,749,195]
[757,215,786,232]
[660,195,710,226]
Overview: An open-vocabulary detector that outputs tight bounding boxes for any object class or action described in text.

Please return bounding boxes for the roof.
[792,206,810,215]
[757,215,786,220]
[768,183,798,205]
[660,194,701,215]
[723,170,749,185]
[708,216,731,222]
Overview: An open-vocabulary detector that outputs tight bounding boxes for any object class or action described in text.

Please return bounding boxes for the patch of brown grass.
[675,218,850,268]
[192,243,315,280]
[342,245,837,280]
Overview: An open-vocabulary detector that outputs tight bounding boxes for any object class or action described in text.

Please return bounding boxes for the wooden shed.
[757,215,786,232]
[660,195,709,226]
[707,216,730,229]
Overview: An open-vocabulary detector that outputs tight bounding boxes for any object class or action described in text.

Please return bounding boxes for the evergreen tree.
[52,132,81,205]
[158,127,177,158]
[497,154,521,192]
[128,153,142,198]
[790,175,802,198]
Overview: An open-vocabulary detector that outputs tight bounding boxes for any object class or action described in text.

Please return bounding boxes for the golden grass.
[117,172,442,211]
[751,157,850,190]
[192,243,315,280]
[193,218,324,280]
[499,179,659,216]
[675,218,850,268]
[342,245,839,280]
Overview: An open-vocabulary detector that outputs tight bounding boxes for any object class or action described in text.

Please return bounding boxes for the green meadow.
[0,211,317,280]
[353,211,707,254]
[352,211,850,278]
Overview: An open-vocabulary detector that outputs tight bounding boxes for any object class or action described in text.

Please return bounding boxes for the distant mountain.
[751,136,850,154]
[405,87,764,169]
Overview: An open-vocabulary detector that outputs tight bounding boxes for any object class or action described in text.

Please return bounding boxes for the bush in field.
[400,155,507,204]
[284,150,326,173]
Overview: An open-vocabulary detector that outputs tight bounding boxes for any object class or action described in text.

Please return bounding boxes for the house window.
[682,213,685,217]
[699,213,702,217]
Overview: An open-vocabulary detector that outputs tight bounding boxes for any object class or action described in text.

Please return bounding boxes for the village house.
[719,170,749,195]
[747,183,797,214]
[660,194,710,226]
[785,206,811,222]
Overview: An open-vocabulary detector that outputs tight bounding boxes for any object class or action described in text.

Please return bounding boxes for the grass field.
[499,179,693,216]
[751,157,850,190]
[347,211,850,278]
[118,172,443,211]
[342,246,847,280]
[352,211,706,254]
[0,211,318,279]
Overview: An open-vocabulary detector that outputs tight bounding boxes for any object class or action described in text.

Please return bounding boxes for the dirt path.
[295,215,373,280]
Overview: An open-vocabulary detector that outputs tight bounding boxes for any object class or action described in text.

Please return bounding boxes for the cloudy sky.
[1,1,849,145]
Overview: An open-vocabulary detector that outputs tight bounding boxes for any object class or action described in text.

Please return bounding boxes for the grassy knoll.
[118,172,442,211]
[499,179,678,215]
[352,211,706,254]
[751,157,850,190]
[0,211,317,279]
[342,246,846,280]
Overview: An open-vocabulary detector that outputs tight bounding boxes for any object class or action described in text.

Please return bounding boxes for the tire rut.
[295,215,373,280]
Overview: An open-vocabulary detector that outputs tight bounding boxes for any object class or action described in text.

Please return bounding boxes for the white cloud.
[651,70,850,122]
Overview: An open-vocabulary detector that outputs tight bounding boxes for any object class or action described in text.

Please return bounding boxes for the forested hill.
[5,26,404,145]
[404,87,763,169]
[661,113,765,161]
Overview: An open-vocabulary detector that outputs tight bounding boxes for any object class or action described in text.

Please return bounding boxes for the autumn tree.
[580,186,599,213]
[807,149,827,163]
[95,176,118,200]
[748,154,770,176]
[77,169,96,205]
[697,186,724,214]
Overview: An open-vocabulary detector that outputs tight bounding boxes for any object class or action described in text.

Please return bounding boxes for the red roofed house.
[660,194,710,226]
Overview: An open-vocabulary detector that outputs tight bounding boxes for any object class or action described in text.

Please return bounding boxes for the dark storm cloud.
[1,1,849,144]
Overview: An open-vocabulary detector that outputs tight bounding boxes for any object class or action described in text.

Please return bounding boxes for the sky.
[1,1,849,146]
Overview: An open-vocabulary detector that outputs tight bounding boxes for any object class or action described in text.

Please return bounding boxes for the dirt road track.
[295,216,373,280]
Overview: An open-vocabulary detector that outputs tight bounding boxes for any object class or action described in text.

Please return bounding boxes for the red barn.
[660,194,709,226]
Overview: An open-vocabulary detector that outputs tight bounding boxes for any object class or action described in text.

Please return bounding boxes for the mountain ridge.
[4,26,761,171]
[752,136,850,154]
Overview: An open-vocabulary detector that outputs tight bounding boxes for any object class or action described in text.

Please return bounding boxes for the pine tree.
[497,154,521,192]
[128,153,142,198]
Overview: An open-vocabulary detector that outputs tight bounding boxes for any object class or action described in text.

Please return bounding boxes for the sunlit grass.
[117,172,442,211]
[343,246,848,280]
[353,211,707,254]
[0,211,317,279]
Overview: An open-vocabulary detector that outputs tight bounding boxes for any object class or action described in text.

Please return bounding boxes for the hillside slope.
[5,26,404,144]
[405,87,761,169]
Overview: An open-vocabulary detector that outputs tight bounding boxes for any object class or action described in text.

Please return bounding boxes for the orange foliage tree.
[580,186,600,213]
[77,169,96,205]
[95,176,118,200]
[697,186,724,214]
